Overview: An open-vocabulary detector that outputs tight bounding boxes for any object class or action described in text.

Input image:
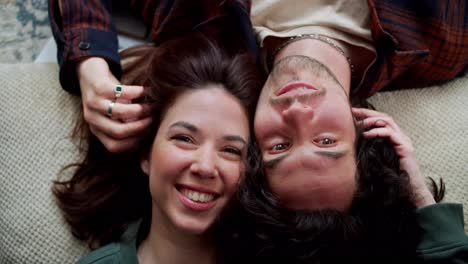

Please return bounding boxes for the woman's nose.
[190,147,219,179]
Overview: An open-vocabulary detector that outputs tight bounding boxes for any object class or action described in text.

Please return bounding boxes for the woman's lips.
[276,82,318,96]
[176,185,219,211]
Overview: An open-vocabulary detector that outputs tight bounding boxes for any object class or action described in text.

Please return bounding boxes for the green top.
[415,203,468,263]
[76,220,140,264]
[76,203,468,264]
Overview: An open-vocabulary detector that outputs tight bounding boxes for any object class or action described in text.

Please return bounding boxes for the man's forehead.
[268,164,358,211]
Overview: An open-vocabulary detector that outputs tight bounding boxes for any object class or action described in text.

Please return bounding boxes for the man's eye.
[271,143,289,152]
[171,135,193,143]
[318,138,336,145]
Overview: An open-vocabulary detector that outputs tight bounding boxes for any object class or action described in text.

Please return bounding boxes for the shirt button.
[78,41,91,50]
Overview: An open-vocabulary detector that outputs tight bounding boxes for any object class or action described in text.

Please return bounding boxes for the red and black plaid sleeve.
[48,0,121,94]
[357,0,468,97]
[49,0,255,94]
[130,0,255,55]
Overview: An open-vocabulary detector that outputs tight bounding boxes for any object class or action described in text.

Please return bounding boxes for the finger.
[86,98,149,120]
[90,126,143,153]
[91,114,152,140]
[363,127,414,161]
[352,107,391,119]
[104,84,146,100]
[362,127,394,139]
[357,116,400,131]
[103,100,151,121]
[362,127,412,154]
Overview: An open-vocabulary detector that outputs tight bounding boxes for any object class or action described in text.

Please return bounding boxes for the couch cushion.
[0,64,87,263]
[0,63,466,263]
[368,77,468,222]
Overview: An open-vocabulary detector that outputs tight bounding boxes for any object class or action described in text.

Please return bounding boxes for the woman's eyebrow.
[223,135,247,145]
[169,121,198,132]
[169,121,247,144]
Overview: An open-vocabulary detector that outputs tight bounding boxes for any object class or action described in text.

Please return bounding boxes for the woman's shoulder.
[76,221,142,264]
[76,242,124,264]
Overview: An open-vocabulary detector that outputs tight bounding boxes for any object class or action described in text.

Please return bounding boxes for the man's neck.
[137,213,217,264]
[273,38,352,95]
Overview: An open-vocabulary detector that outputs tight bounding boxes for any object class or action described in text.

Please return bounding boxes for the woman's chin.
[173,218,214,236]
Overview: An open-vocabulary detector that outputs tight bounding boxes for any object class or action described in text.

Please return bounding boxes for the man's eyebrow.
[264,154,290,169]
[264,150,347,169]
[315,150,347,160]
[223,135,247,145]
[169,121,197,132]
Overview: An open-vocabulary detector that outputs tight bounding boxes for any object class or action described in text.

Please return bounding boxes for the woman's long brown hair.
[53,33,263,249]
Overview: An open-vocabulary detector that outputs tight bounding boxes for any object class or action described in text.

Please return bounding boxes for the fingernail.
[375,120,386,126]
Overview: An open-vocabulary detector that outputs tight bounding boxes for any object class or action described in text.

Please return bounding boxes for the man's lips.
[276,82,318,96]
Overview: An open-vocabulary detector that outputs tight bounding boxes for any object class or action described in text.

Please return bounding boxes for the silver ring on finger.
[114,84,123,99]
[107,100,116,117]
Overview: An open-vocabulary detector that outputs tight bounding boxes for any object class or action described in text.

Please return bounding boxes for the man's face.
[254,56,357,211]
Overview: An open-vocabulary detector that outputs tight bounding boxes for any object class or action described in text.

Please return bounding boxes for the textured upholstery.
[0,64,87,263]
[368,80,468,215]
[0,63,467,263]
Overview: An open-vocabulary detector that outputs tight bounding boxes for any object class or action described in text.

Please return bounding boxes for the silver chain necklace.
[270,33,355,78]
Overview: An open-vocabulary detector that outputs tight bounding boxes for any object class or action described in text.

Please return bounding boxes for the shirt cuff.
[59,28,121,95]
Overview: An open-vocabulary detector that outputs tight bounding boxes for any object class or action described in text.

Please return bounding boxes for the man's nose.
[190,147,219,179]
[281,99,314,125]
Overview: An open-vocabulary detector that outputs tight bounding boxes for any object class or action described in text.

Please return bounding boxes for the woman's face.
[141,86,250,235]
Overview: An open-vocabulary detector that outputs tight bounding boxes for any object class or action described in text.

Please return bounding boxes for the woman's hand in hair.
[352,108,436,208]
[77,57,151,153]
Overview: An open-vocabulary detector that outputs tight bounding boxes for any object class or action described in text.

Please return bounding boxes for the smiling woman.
[52,33,262,264]
[140,87,250,238]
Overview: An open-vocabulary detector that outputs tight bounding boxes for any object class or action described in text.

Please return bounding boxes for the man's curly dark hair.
[217,104,445,264]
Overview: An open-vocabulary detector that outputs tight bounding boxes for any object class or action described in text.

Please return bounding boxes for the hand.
[352,108,436,208]
[77,57,151,153]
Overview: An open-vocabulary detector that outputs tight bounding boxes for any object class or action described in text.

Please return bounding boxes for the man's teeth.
[182,189,215,203]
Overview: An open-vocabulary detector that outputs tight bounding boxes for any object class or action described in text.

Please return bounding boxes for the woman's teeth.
[181,189,215,203]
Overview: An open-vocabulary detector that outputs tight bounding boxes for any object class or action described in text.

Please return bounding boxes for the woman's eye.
[223,147,242,156]
[318,138,336,145]
[171,135,193,144]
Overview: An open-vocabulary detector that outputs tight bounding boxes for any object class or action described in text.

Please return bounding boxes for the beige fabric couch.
[0,63,467,263]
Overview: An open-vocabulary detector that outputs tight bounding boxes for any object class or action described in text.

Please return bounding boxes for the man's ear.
[141,157,150,175]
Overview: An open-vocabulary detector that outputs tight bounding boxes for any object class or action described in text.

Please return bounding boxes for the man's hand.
[352,108,436,208]
[77,57,151,153]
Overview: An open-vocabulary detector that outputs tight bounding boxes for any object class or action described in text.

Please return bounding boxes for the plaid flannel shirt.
[359,0,468,97]
[48,0,254,94]
[49,0,467,97]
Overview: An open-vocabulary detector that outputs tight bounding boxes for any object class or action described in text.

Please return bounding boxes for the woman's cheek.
[224,162,244,192]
